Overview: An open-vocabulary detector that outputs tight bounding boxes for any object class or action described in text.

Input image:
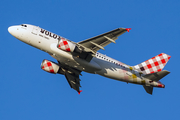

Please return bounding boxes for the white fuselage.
[8,24,162,87]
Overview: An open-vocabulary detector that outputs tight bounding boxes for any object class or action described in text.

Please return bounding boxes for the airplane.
[8,24,171,94]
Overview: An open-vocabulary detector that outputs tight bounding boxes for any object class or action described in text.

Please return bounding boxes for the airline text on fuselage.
[40,28,61,41]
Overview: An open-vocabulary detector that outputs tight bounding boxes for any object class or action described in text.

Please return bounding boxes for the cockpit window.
[21,24,27,27]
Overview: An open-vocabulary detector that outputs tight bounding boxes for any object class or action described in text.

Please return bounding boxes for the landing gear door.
[32,26,39,35]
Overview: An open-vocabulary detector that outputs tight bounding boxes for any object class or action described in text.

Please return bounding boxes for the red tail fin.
[134,53,171,74]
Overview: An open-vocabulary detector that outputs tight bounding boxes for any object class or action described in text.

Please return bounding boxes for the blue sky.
[0,0,180,120]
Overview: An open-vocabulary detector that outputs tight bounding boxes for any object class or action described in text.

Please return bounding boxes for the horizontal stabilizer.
[143,85,153,95]
[143,70,170,81]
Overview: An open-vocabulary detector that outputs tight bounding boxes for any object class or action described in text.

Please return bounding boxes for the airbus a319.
[8,24,171,94]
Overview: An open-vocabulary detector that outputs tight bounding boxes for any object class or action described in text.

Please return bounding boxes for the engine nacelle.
[57,38,81,53]
[41,59,60,74]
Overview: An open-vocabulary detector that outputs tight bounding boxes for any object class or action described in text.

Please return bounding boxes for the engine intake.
[57,38,82,53]
[41,59,60,74]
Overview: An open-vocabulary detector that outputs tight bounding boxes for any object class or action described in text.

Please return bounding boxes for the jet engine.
[57,38,82,53]
[41,59,61,74]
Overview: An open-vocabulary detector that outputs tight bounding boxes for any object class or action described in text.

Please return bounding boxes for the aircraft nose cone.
[8,26,15,35]
[8,26,20,37]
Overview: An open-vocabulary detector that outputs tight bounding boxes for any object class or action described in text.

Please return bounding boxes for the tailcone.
[157,84,165,88]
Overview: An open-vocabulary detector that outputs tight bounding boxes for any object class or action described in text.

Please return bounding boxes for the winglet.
[126,28,131,32]
[78,90,82,94]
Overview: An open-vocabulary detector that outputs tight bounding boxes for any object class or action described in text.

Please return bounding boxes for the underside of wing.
[77,28,130,53]
[65,72,82,94]
[58,62,82,94]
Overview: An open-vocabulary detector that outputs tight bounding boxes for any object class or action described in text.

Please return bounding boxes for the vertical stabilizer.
[134,53,171,74]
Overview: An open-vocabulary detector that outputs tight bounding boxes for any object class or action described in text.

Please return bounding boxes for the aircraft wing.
[78,28,131,53]
[57,61,82,94]
[64,67,82,94]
